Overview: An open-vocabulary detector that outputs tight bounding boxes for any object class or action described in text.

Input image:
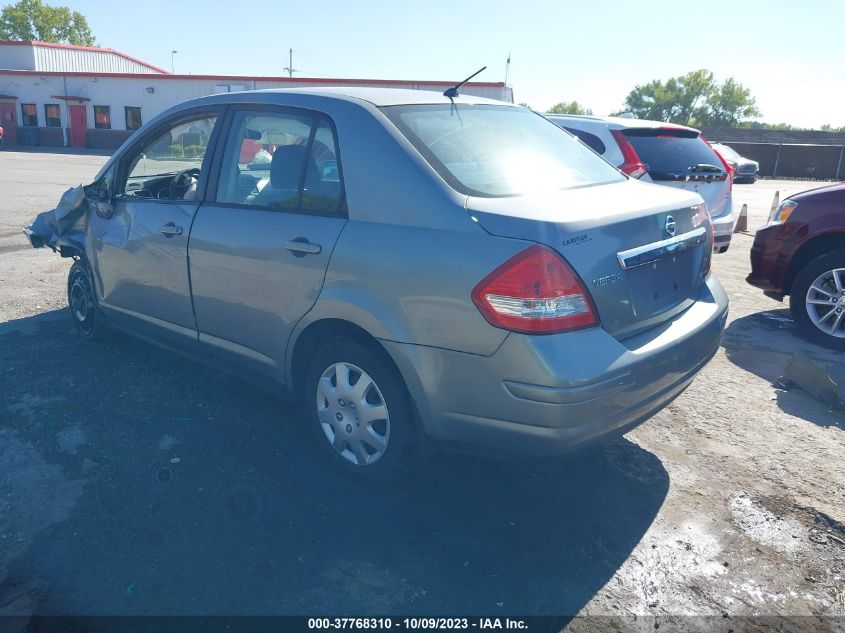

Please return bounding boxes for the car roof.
[546,113,700,134]
[186,87,512,108]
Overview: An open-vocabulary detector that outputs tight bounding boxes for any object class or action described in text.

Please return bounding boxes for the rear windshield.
[381,104,625,197]
[623,130,724,179]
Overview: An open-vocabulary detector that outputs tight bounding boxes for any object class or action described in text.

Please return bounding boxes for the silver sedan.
[27,87,728,476]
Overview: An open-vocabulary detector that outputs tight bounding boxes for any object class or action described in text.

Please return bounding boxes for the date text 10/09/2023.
[308,618,529,630]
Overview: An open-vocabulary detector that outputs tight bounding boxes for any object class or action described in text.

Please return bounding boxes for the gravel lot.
[1,150,843,627]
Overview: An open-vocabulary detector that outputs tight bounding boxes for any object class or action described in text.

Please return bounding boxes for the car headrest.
[271,145,309,190]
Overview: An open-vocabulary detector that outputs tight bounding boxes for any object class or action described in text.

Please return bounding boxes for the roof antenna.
[443,66,487,98]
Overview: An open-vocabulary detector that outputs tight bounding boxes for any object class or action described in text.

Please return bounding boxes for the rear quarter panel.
[299,221,527,356]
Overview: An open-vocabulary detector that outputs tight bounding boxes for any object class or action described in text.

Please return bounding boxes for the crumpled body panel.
[24,185,89,253]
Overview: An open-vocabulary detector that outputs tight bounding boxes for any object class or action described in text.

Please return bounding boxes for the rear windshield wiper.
[689,163,722,173]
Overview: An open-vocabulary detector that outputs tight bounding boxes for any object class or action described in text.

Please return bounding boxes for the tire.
[304,338,416,477]
[789,249,845,350]
[67,260,104,340]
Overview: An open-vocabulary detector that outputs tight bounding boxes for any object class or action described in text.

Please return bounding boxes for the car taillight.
[610,130,647,178]
[701,137,734,192]
[692,203,713,276]
[471,244,598,334]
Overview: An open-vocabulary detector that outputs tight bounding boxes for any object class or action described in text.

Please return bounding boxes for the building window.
[44,104,61,128]
[125,106,142,131]
[21,103,38,127]
[94,106,111,130]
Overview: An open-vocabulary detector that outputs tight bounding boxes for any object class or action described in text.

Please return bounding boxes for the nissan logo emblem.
[665,215,677,237]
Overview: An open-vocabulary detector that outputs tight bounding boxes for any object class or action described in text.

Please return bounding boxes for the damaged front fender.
[23,185,90,255]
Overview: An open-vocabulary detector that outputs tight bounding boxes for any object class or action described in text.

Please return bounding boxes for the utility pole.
[284,48,298,78]
[504,52,511,85]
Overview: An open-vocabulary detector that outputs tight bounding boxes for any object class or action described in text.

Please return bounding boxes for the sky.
[61,0,845,128]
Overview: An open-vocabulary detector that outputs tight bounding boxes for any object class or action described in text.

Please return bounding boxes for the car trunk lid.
[467,179,711,339]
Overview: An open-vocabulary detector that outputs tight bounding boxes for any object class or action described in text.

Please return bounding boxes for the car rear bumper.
[711,209,736,240]
[383,274,728,456]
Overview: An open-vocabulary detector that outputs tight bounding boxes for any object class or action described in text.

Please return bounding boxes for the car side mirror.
[90,178,115,219]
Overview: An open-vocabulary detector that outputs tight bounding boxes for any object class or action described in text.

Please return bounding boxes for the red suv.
[747,182,845,348]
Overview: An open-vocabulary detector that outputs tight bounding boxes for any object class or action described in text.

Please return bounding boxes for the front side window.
[119,114,217,200]
[125,106,142,131]
[94,106,111,130]
[216,110,344,214]
[381,104,625,197]
[44,104,61,127]
[21,104,37,127]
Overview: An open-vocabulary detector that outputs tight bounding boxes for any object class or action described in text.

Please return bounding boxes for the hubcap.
[316,362,390,466]
[70,272,94,333]
[806,267,845,338]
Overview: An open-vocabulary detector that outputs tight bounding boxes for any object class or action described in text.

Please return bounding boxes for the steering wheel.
[168,168,200,200]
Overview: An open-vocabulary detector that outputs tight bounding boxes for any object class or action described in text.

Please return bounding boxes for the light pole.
[171,50,178,74]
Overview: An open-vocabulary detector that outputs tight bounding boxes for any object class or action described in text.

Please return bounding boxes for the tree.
[698,78,760,126]
[547,101,593,115]
[0,0,95,46]
[619,70,758,126]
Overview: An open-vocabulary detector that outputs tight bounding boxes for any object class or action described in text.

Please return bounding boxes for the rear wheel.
[790,250,845,349]
[304,338,416,477]
[67,260,104,340]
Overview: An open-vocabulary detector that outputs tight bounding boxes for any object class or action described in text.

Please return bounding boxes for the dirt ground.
[0,150,843,629]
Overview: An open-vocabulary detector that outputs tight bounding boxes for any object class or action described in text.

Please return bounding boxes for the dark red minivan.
[748,182,845,348]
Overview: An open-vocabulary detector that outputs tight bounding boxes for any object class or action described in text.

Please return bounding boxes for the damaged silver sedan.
[27,88,727,476]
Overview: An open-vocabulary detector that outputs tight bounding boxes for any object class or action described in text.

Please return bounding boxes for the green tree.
[619,70,758,126]
[620,70,714,124]
[0,0,95,46]
[697,78,760,126]
[547,100,593,115]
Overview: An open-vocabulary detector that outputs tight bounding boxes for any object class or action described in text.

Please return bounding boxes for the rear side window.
[563,127,606,155]
[382,104,625,197]
[216,110,345,214]
[623,130,723,180]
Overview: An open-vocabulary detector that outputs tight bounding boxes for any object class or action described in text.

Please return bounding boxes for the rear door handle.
[285,239,321,255]
[160,222,183,238]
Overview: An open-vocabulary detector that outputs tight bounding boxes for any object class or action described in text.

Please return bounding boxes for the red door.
[0,103,17,145]
[69,105,88,147]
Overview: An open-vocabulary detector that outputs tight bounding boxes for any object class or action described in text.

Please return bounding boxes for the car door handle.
[284,239,321,255]
[159,222,183,238]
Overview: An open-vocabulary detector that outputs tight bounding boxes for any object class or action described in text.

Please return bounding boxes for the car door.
[89,109,222,347]
[188,106,348,381]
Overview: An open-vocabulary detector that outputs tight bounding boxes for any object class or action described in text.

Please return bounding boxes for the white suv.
[547,114,736,253]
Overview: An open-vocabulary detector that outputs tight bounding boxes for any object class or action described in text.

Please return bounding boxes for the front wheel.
[304,338,416,477]
[67,260,104,339]
[790,250,845,349]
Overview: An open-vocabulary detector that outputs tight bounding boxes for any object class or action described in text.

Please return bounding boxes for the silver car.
[27,88,728,476]
[547,114,737,254]
[710,143,759,184]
